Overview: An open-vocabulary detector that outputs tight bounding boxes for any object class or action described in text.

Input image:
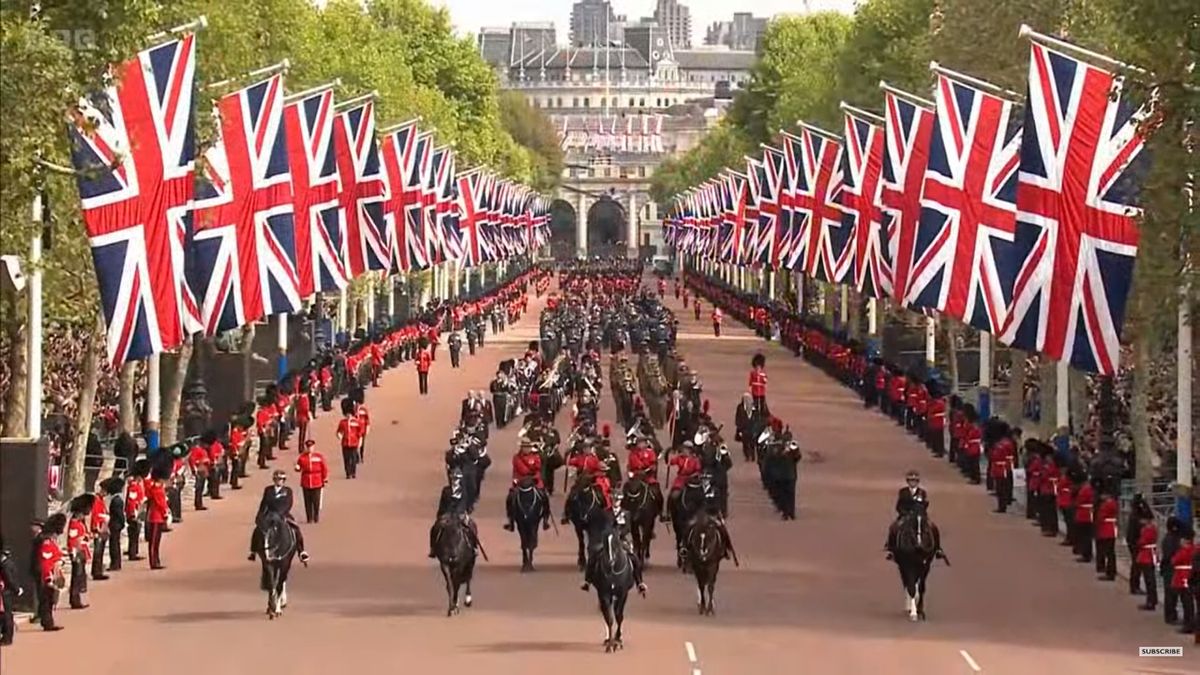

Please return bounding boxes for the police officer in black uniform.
[247,470,309,565]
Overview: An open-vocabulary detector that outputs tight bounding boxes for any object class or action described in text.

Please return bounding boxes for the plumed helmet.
[602,423,611,438]
[751,353,766,368]
[702,399,710,414]
[770,417,783,433]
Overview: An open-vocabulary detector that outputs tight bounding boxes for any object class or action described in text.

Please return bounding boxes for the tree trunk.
[1130,334,1154,495]
[118,362,137,433]
[1006,348,1028,425]
[847,291,862,340]
[1069,369,1090,443]
[1038,356,1058,439]
[2,319,28,437]
[62,314,104,499]
[158,340,193,447]
[944,319,960,391]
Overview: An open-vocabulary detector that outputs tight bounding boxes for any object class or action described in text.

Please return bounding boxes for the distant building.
[704,12,768,52]
[652,0,692,50]
[570,0,621,47]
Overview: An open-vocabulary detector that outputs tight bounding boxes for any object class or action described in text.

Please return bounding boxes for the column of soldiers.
[683,267,1200,639]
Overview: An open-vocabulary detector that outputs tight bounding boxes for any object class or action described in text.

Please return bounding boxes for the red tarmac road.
[4,281,1194,675]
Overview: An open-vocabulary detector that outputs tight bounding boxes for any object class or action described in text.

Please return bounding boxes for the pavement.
[2,279,1195,675]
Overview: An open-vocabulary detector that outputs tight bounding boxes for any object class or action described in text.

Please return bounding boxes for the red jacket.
[125,478,146,518]
[67,517,91,560]
[1026,455,1043,493]
[207,440,225,463]
[1073,483,1095,524]
[1055,475,1074,509]
[669,454,701,490]
[146,481,169,524]
[889,376,907,403]
[417,349,432,374]
[187,445,212,474]
[1134,522,1159,566]
[296,394,311,422]
[569,453,604,477]
[926,397,946,431]
[38,538,63,583]
[749,369,767,397]
[1095,496,1119,539]
[337,416,363,448]
[1170,543,1194,589]
[1040,462,1060,496]
[987,437,1015,478]
[356,405,371,434]
[89,494,110,534]
[295,452,329,490]
[627,447,658,483]
[711,309,722,323]
[962,424,982,458]
[511,452,543,488]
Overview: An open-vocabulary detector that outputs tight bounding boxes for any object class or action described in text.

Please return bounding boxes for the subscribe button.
[1139,647,1183,657]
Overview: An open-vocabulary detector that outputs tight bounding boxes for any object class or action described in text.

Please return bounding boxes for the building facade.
[704,12,769,52]
[652,0,692,49]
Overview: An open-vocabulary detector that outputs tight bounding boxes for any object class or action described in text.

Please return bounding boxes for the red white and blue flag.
[283,87,347,296]
[792,124,846,282]
[1000,40,1146,374]
[191,73,300,336]
[758,145,787,268]
[433,147,461,262]
[878,85,935,305]
[406,131,434,266]
[68,35,202,366]
[840,105,890,298]
[380,120,429,272]
[904,69,1022,335]
[333,100,389,278]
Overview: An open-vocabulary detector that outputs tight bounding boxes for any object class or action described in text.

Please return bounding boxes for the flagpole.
[1177,280,1193,523]
[1055,359,1070,435]
[838,102,885,126]
[1018,24,1149,77]
[929,62,1022,102]
[205,59,290,91]
[978,331,992,420]
[145,15,208,46]
[878,81,935,109]
[277,313,288,382]
[146,353,161,451]
[924,315,936,366]
[26,189,44,440]
[283,79,341,104]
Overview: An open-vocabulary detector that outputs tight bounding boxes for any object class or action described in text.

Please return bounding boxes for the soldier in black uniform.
[886,470,930,553]
[428,471,480,557]
[99,477,125,573]
[247,470,309,565]
[448,331,463,368]
[0,535,22,645]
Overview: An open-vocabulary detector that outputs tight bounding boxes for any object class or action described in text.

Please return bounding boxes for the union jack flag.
[406,131,434,264]
[759,145,787,268]
[380,120,428,271]
[68,35,201,366]
[434,147,461,262]
[840,105,890,298]
[191,73,299,336]
[791,124,846,282]
[423,145,445,264]
[744,157,766,264]
[283,87,347,296]
[905,69,1022,336]
[333,100,388,278]
[879,85,935,304]
[456,169,484,267]
[1000,40,1146,375]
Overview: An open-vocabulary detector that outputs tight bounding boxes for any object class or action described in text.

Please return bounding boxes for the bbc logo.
[52,29,97,51]
[1139,646,1183,657]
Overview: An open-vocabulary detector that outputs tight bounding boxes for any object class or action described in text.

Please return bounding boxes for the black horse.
[508,477,549,572]
[583,513,635,653]
[890,503,946,621]
[621,475,661,564]
[683,509,734,615]
[433,515,476,617]
[564,477,608,571]
[667,475,710,570]
[254,512,298,619]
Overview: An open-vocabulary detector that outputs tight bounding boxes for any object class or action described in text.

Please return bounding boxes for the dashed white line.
[692,669,702,675]
[685,641,698,663]
[959,649,982,672]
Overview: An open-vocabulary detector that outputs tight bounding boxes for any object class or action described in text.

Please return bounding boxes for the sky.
[430,0,858,43]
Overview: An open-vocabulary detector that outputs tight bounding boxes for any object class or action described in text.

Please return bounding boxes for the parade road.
[5,286,1186,675]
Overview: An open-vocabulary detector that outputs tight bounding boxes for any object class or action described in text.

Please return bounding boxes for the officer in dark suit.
[895,469,930,515]
[247,470,308,564]
[100,477,125,572]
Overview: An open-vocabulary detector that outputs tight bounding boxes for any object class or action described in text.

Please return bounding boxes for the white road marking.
[959,649,982,672]
[692,669,702,675]
[685,641,698,663]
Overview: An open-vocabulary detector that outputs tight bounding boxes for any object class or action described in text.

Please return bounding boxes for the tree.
[499,91,564,191]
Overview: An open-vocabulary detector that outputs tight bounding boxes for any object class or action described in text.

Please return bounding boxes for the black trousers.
[147,522,165,568]
[418,371,429,395]
[302,487,322,523]
[1039,497,1059,536]
[0,590,14,643]
[69,552,87,607]
[127,518,141,559]
[467,341,476,355]
[1164,579,1179,620]
[994,475,1013,511]
[1074,522,1093,561]
[1025,484,1038,519]
[91,534,109,579]
[753,396,767,417]
[107,526,122,570]
[36,582,57,629]
[1176,588,1196,629]
[1135,564,1157,607]
[713,322,721,336]
[450,349,461,368]
[966,457,981,484]
[167,484,182,521]
[342,446,358,479]
[1095,538,1116,578]
[209,465,223,499]
[928,429,945,457]
[193,475,207,509]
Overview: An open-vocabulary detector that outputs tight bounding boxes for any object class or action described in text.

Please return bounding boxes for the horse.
[683,509,731,616]
[565,477,608,571]
[667,475,710,570]
[584,513,635,653]
[891,503,945,621]
[433,515,476,617]
[255,512,297,620]
[509,476,547,572]
[621,475,661,564]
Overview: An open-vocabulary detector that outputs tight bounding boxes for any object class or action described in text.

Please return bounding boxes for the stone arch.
[586,195,627,257]
[548,198,577,260]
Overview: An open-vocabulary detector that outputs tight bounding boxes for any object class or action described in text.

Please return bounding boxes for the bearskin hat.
[99,476,126,495]
[43,513,67,535]
[528,340,539,351]
[131,458,151,478]
[341,398,357,415]
[68,493,96,516]
[982,418,1010,446]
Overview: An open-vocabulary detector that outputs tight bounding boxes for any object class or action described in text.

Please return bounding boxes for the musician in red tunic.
[504,440,550,532]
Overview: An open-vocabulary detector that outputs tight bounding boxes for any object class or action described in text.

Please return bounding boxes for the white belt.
[1103,518,1118,523]
[1176,565,1192,571]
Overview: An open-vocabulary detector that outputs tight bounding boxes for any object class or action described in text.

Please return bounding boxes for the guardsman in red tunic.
[1168,531,1195,634]
[711,307,723,337]
[1039,458,1060,536]
[749,353,768,414]
[370,341,383,387]
[355,401,371,464]
[568,445,612,511]
[296,389,312,449]
[888,372,907,425]
[206,435,226,500]
[65,510,91,609]
[504,440,549,532]
[627,437,664,513]
[124,474,146,561]
[294,440,329,524]
[1025,450,1043,521]
[987,430,1016,513]
[187,441,212,511]
[1056,473,1075,547]
[1073,479,1096,563]
[145,475,169,570]
[416,345,432,395]
[336,400,362,479]
[1133,513,1159,611]
[961,414,982,484]
[36,514,66,631]
[1094,489,1119,580]
[89,491,111,581]
[925,393,946,457]
[694,298,702,321]
[948,403,965,463]
[668,442,702,500]
[229,420,249,489]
